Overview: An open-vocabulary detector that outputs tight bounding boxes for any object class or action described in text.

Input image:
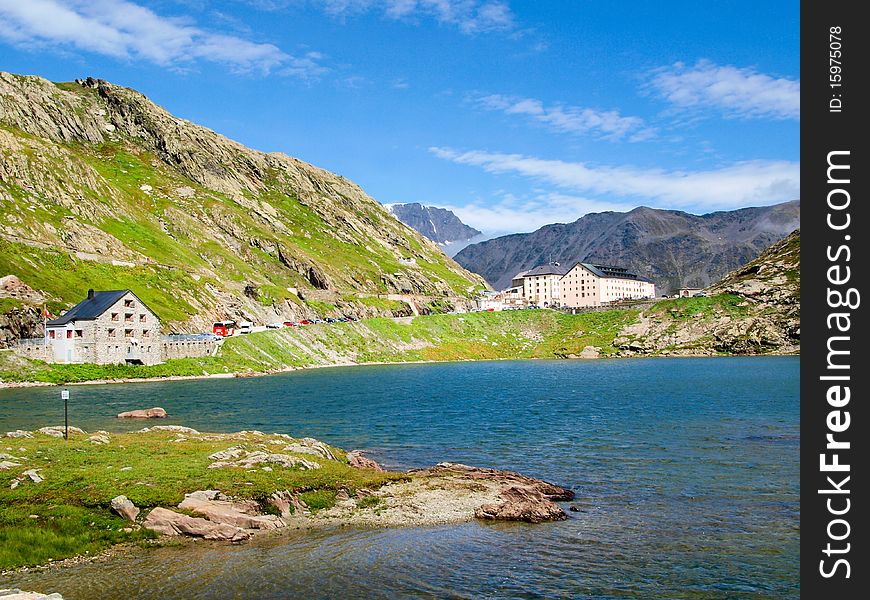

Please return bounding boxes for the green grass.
[0,309,641,385]
[0,429,404,570]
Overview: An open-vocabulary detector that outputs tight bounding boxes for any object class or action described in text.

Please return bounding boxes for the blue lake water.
[0,357,800,599]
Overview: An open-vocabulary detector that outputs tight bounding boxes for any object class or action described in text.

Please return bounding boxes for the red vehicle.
[213,320,236,337]
[299,319,313,325]
[283,321,297,327]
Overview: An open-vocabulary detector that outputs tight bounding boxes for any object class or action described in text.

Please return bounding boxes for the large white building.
[510,264,569,306]
[559,263,655,307]
[507,262,655,308]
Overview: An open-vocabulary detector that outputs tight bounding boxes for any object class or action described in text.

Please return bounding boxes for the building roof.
[46,290,132,326]
[577,263,653,283]
[520,264,569,277]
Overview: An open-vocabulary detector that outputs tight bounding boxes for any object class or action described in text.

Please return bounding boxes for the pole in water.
[61,389,70,440]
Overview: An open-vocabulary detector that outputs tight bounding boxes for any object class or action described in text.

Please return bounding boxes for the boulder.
[178,491,284,530]
[36,426,85,438]
[118,407,167,419]
[4,431,33,439]
[142,507,250,541]
[0,461,22,470]
[138,425,199,434]
[283,438,337,461]
[474,486,567,523]
[267,490,309,518]
[347,450,384,472]
[87,434,110,445]
[110,495,140,522]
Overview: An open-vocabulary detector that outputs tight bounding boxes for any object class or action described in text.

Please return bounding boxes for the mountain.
[454,201,800,294]
[615,228,800,356]
[0,72,486,337]
[387,203,481,245]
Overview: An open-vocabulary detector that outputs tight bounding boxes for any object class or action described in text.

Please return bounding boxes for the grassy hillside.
[0,73,485,333]
[0,309,639,384]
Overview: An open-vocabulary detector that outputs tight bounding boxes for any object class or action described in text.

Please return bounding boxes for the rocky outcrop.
[475,485,568,523]
[455,201,799,294]
[412,462,574,523]
[347,450,384,472]
[207,446,322,470]
[0,304,42,349]
[142,507,251,541]
[177,490,284,530]
[614,229,800,356]
[117,407,167,419]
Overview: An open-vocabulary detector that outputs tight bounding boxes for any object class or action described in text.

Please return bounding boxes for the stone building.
[44,289,163,365]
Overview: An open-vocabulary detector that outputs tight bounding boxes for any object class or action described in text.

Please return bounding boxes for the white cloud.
[648,60,800,120]
[442,192,630,235]
[474,93,656,141]
[0,0,323,76]
[431,147,799,209]
[321,0,515,33]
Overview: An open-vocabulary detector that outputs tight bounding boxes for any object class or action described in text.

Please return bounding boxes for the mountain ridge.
[386,203,481,245]
[454,200,799,293]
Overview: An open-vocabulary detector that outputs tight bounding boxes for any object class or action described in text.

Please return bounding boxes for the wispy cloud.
[0,0,324,76]
[431,147,799,209]
[647,60,800,120]
[320,0,515,34]
[443,192,629,235]
[473,93,656,141]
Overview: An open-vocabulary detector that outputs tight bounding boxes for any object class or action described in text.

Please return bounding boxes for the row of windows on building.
[110,312,148,323]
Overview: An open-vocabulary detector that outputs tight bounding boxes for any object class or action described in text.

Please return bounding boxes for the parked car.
[325,317,337,323]
[692,292,707,297]
[283,321,297,327]
[266,322,282,329]
[300,319,313,325]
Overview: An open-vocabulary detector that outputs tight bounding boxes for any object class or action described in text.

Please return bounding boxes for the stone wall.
[160,338,218,360]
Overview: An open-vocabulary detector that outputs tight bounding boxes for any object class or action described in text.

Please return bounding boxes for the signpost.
[61,389,69,440]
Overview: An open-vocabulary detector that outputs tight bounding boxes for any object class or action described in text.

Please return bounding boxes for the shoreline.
[0,428,574,577]
[0,351,800,390]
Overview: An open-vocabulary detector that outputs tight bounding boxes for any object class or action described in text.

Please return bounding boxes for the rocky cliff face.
[614,229,800,356]
[387,203,481,245]
[0,72,486,333]
[455,201,800,294]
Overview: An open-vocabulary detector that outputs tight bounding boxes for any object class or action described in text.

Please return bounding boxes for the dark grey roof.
[46,290,130,326]
[578,263,653,283]
[521,264,569,277]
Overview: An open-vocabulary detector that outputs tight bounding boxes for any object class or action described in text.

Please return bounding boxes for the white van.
[238,321,254,334]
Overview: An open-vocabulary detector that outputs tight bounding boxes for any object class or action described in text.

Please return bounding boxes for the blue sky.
[0,0,799,235]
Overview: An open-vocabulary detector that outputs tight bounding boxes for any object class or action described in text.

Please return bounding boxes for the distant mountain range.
[453,200,800,294]
[387,203,481,246]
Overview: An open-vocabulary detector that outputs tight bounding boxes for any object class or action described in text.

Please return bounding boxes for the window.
[142,329,150,337]
[124,299,134,308]
[111,312,119,321]
[49,330,55,339]
[125,313,134,322]
[139,314,147,323]
[75,330,83,337]
[66,330,72,339]
[108,328,116,338]
[125,329,133,338]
